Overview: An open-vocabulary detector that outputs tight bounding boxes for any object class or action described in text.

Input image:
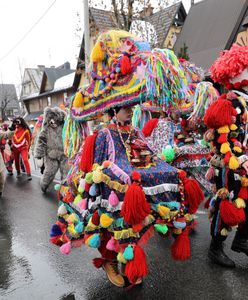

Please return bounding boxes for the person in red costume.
[12,117,32,180]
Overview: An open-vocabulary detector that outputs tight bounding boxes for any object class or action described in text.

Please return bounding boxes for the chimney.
[50,66,55,68]
[37,65,45,70]
[57,62,70,70]
[191,0,194,6]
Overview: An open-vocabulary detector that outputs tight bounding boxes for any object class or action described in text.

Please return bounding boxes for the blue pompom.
[89,184,97,197]
[75,222,84,233]
[173,221,186,229]
[123,245,134,261]
[166,201,180,210]
[89,234,101,248]
[50,224,62,237]
[54,184,61,191]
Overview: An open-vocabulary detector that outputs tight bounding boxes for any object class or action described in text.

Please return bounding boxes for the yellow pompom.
[67,213,78,224]
[67,224,77,236]
[233,146,242,153]
[217,126,230,134]
[234,198,246,208]
[92,169,103,184]
[91,41,105,62]
[100,214,114,228]
[220,228,229,236]
[85,234,94,246]
[117,252,127,264]
[73,92,84,108]
[241,177,248,187]
[230,124,238,131]
[173,228,182,235]
[157,205,170,219]
[229,156,239,170]
[220,143,230,154]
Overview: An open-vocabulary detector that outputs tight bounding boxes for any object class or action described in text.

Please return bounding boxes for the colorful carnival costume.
[12,117,32,180]
[206,44,248,267]
[50,30,204,287]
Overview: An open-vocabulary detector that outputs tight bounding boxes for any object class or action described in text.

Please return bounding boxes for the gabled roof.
[89,7,118,31]
[174,0,248,72]
[0,84,19,110]
[20,68,43,98]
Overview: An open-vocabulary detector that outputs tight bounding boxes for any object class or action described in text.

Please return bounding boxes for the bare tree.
[0,84,17,121]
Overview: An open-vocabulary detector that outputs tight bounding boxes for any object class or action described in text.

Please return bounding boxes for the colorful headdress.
[179,58,205,84]
[210,44,248,89]
[70,30,190,122]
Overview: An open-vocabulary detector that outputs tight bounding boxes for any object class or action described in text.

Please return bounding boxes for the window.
[47,96,51,106]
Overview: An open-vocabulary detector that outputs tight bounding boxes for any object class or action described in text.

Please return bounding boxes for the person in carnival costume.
[12,117,32,180]
[205,44,248,267]
[0,122,16,197]
[50,30,204,288]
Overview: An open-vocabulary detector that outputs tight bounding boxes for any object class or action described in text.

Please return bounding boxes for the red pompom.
[142,118,159,137]
[50,236,63,246]
[131,171,141,182]
[80,133,97,173]
[92,257,105,268]
[171,227,191,260]
[217,134,228,144]
[63,192,74,203]
[204,95,237,129]
[183,178,204,214]
[223,152,232,164]
[85,182,91,193]
[178,170,187,180]
[120,55,131,74]
[91,211,100,226]
[238,187,248,201]
[121,182,150,225]
[220,200,246,226]
[125,245,148,284]
[204,198,211,209]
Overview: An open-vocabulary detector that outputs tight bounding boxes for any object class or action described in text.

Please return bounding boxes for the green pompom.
[162,146,175,163]
[123,245,134,261]
[54,184,61,191]
[73,194,82,204]
[78,186,84,193]
[154,223,168,235]
[85,172,93,184]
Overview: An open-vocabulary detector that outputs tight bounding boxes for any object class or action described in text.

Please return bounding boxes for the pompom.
[234,198,246,208]
[102,160,112,168]
[229,156,239,170]
[205,166,215,181]
[85,172,93,184]
[157,204,170,219]
[154,223,168,234]
[230,124,238,131]
[50,224,63,237]
[106,237,117,251]
[120,54,131,74]
[173,218,187,229]
[73,92,84,108]
[91,211,100,226]
[57,204,67,216]
[63,191,74,203]
[117,252,127,264]
[142,118,159,137]
[108,191,119,207]
[171,227,190,260]
[89,183,97,197]
[92,169,102,183]
[220,143,231,154]
[162,146,175,163]
[100,213,114,228]
[54,184,61,191]
[75,222,84,233]
[91,41,105,62]
[131,171,141,182]
[60,242,71,255]
[183,178,204,214]
[78,199,87,210]
[238,187,248,201]
[88,234,101,248]
[73,194,82,205]
[123,245,134,261]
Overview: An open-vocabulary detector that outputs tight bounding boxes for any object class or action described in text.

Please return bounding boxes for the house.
[21,62,75,125]
[0,84,20,121]
[174,0,248,73]
[76,3,187,88]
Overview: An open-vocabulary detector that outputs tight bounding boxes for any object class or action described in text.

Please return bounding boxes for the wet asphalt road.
[1,174,248,300]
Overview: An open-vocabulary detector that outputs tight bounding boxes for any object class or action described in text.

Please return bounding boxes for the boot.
[208,239,235,268]
[231,233,248,256]
[102,261,125,287]
[16,171,21,178]
[27,174,32,181]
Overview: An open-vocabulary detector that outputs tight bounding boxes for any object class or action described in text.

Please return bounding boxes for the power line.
[0,0,57,63]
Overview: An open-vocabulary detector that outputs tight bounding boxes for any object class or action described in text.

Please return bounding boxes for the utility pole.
[83,0,90,75]
[191,0,194,6]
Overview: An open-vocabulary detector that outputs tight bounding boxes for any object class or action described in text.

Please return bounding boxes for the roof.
[145,2,186,47]
[53,72,75,91]
[90,7,118,31]
[24,111,43,121]
[174,0,248,72]
[0,84,19,110]
[26,68,43,89]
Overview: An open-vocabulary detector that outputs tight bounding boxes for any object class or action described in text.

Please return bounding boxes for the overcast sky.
[0,0,196,92]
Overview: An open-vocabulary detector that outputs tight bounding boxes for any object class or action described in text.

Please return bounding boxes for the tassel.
[50,224,63,237]
[238,187,248,201]
[120,54,131,74]
[108,191,119,207]
[78,199,87,210]
[63,192,74,203]
[106,237,117,251]
[89,184,97,197]
[132,223,143,233]
[217,134,228,144]
[73,194,82,205]
[60,242,71,255]
[204,198,211,209]
[224,151,232,164]
[157,204,170,218]
[229,156,239,170]
[234,198,246,208]
[142,118,159,137]
[205,166,215,181]
[57,204,67,216]
[183,178,204,214]
[54,184,61,191]
[173,217,187,229]
[220,200,246,226]
[50,236,63,246]
[75,222,84,233]
[91,41,104,62]
[100,213,114,228]
[154,223,168,234]
[220,143,230,154]
[121,182,151,225]
[91,211,100,226]
[125,245,148,284]
[230,124,238,131]
[117,252,127,264]
[88,234,101,248]
[92,257,105,268]
[73,92,84,108]
[171,227,191,260]
[80,133,97,173]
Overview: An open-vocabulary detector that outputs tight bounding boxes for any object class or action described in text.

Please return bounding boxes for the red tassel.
[204,95,237,129]
[50,236,63,246]
[121,182,151,225]
[91,211,100,226]
[183,178,204,214]
[171,227,191,260]
[220,200,246,226]
[204,198,211,209]
[132,223,143,233]
[80,133,97,173]
[238,187,248,201]
[142,118,159,137]
[85,182,91,193]
[125,245,148,284]
[92,257,105,268]
[217,134,228,144]
[120,55,131,74]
